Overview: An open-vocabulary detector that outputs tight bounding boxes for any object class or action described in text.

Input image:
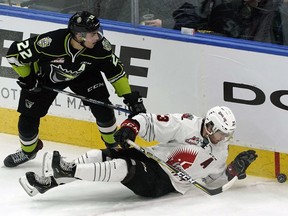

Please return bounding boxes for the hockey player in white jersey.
[19,106,257,197]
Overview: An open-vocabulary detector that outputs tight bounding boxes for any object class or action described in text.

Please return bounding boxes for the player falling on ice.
[20,106,257,197]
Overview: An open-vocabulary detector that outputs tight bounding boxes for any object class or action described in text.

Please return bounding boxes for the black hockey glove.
[123,91,146,117]
[114,119,140,149]
[226,150,258,180]
[17,72,42,93]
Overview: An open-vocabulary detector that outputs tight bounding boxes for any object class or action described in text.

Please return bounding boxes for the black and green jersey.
[6,28,131,96]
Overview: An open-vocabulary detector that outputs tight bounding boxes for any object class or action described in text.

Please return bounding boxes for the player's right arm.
[133,113,184,142]
[114,113,184,148]
[6,36,41,78]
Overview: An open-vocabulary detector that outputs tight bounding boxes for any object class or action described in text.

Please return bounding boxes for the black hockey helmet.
[68,11,101,34]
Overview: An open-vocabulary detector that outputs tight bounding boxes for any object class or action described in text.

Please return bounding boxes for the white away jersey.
[133,113,229,194]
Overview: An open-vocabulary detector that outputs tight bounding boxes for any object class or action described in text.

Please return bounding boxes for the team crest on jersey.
[185,136,200,145]
[167,147,199,170]
[49,64,82,83]
[102,38,112,51]
[37,37,52,48]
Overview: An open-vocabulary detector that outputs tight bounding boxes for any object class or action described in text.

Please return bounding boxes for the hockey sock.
[73,149,104,164]
[74,158,128,182]
[97,118,118,148]
[20,134,39,153]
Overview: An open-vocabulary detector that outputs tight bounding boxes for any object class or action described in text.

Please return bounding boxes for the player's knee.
[108,158,129,182]
[121,158,137,184]
[91,103,115,123]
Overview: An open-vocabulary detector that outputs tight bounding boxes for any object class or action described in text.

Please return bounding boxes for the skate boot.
[4,139,43,167]
[19,172,58,197]
[43,151,76,178]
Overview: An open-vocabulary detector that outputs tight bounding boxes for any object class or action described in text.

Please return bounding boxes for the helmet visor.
[80,26,104,42]
[213,130,234,142]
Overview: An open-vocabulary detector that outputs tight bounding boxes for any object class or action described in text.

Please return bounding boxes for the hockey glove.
[114,119,140,149]
[226,150,258,180]
[17,72,42,93]
[123,91,146,117]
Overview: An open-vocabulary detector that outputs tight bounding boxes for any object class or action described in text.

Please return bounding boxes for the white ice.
[0,132,288,216]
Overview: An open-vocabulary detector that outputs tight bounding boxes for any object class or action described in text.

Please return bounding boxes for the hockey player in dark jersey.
[4,11,146,168]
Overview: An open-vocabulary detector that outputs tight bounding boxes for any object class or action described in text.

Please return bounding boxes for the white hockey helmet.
[204,106,236,135]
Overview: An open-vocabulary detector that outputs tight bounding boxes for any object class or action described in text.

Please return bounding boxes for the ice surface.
[0,133,288,216]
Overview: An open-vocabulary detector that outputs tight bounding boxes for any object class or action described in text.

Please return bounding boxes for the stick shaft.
[42,86,132,114]
[127,139,237,195]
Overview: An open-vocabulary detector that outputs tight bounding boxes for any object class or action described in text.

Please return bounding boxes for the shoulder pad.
[36,36,52,48]
[102,38,112,51]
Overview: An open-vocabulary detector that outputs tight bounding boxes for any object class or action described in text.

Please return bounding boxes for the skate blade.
[19,176,39,197]
[42,152,53,177]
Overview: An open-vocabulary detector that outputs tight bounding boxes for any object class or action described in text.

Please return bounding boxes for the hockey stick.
[126,139,237,196]
[42,86,132,114]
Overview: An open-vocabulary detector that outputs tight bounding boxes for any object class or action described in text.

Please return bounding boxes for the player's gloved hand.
[17,72,42,93]
[123,91,146,117]
[114,119,140,149]
[226,150,258,180]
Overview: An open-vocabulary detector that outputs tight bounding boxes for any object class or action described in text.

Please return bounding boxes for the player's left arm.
[226,150,258,180]
[104,53,131,97]
[101,49,146,116]
[203,150,257,186]
[97,39,131,97]
[114,113,184,149]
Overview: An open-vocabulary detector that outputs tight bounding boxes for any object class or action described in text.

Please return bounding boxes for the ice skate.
[42,151,53,177]
[4,139,43,167]
[43,151,76,178]
[19,172,58,197]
